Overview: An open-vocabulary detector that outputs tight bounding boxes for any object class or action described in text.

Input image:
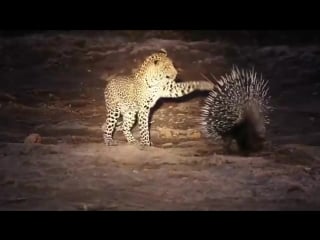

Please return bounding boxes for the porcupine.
[200,66,272,154]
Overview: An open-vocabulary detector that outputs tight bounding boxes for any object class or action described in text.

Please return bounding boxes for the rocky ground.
[0,31,320,210]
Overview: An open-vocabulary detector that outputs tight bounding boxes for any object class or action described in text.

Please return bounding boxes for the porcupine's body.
[200,66,271,154]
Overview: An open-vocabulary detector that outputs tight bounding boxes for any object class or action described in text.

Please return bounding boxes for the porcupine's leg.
[222,135,233,154]
[160,81,214,98]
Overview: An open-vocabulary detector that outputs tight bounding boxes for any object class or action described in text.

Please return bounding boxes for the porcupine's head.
[200,66,272,154]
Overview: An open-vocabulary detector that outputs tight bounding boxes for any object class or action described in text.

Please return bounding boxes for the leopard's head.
[137,49,178,87]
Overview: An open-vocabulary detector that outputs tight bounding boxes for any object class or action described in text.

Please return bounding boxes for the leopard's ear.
[159,48,167,56]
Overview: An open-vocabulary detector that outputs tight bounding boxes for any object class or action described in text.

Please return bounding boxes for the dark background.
[1,30,320,45]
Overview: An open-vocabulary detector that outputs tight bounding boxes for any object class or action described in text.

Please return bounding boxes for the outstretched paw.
[200,81,215,91]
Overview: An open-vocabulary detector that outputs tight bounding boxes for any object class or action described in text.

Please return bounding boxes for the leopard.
[101,49,215,147]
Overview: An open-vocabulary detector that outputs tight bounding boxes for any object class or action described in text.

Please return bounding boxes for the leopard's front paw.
[104,139,118,146]
[125,139,139,146]
[200,81,214,91]
[139,140,151,150]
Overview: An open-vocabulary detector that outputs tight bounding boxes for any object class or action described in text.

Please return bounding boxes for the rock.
[157,127,202,140]
[158,127,173,139]
[187,130,201,139]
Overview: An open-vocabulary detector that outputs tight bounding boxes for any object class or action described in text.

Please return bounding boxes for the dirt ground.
[1,31,320,210]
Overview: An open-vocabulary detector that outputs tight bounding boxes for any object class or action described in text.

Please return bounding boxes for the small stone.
[304,167,312,172]
[24,133,42,144]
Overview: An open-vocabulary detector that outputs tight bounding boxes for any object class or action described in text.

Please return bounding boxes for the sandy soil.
[0,31,320,210]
